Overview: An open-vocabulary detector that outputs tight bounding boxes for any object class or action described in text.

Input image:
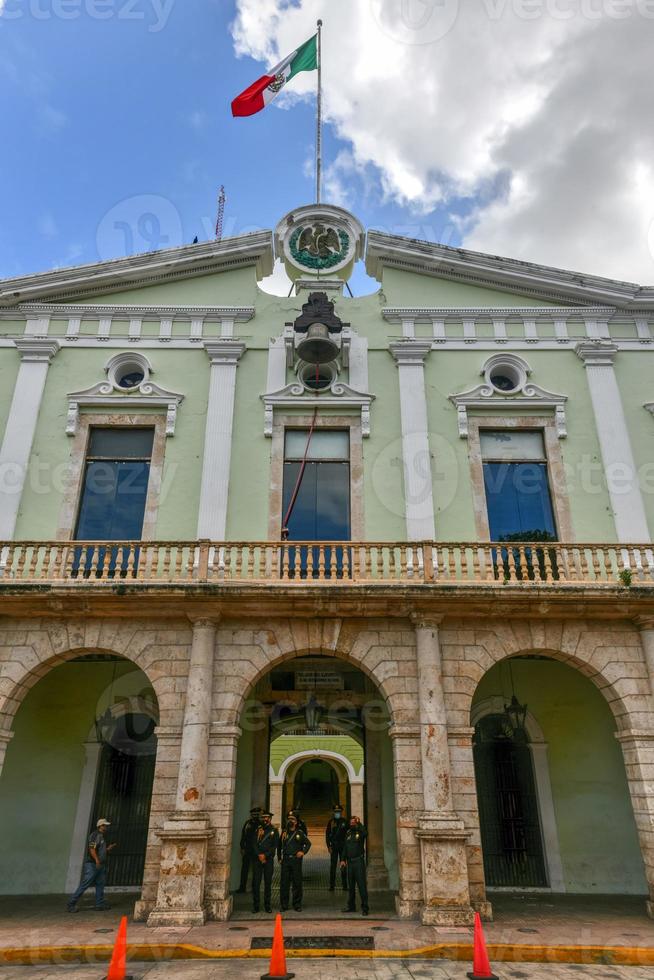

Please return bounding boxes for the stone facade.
[1,604,653,924]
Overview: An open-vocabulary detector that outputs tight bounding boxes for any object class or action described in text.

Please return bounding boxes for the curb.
[1,942,654,966]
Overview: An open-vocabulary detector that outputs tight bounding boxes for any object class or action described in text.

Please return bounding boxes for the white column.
[389,342,435,540]
[197,341,246,540]
[576,343,649,542]
[0,338,60,540]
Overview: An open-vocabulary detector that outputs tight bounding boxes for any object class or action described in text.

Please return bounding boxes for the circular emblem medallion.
[290,223,350,271]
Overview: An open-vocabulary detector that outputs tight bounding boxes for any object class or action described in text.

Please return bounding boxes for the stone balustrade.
[0,538,653,586]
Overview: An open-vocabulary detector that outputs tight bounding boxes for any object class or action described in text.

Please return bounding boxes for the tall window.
[75,428,154,541]
[282,430,351,541]
[281,430,350,579]
[481,430,556,542]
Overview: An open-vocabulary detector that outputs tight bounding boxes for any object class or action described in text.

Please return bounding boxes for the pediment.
[261,381,375,437]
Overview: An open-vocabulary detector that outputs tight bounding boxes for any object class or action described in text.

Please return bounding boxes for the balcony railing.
[0,540,653,586]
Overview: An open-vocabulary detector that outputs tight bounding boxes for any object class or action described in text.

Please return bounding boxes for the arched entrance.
[471,656,648,897]
[0,653,158,899]
[230,653,397,915]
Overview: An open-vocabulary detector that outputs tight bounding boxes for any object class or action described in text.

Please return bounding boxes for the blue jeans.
[69,861,106,907]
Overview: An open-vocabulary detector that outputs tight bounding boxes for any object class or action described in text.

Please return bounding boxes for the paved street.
[1,961,654,980]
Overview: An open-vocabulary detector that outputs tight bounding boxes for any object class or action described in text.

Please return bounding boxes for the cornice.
[389,340,433,365]
[0,304,256,321]
[367,232,654,310]
[203,340,247,364]
[575,341,619,366]
[382,306,616,321]
[0,232,273,307]
[13,338,60,362]
[261,382,375,437]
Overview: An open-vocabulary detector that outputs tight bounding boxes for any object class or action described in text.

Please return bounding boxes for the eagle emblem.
[267,72,286,94]
[298,223,341,259]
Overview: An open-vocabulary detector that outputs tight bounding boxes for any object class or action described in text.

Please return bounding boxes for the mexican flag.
[231,33,318,117]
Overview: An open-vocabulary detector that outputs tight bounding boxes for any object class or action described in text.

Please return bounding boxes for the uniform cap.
[250,806,262,814]
[96,818,111,827]
[262,811,273,818]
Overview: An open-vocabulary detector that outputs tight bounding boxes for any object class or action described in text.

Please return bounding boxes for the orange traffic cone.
[105,915,132,980]
[260,913,295,980]
[467,911,498,980]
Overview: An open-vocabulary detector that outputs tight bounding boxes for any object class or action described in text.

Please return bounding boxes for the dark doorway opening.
[90,712,156,887]
[473,713,547,888]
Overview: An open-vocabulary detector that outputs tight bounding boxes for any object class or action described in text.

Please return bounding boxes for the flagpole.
[316,18,322,204]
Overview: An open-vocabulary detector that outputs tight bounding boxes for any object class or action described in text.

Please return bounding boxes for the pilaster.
[365,725,389,890]
[389,341,435,540]
[576,342,649,542]
[147,619,217,928]
[197,341,246,540]
[614,729,654,918]
[412,615,475,926]
[0,730,14,780]
[0,338,60,540]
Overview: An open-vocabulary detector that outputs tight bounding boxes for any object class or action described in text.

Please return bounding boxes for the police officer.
[251,811,279,914]
[325,804,348,891]
[278,814,311,912]
[340,815,369,916]
[286,809,307,834]
[236,806,262,894]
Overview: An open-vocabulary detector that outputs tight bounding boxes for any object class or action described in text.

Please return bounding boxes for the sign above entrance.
[296,670,344,690]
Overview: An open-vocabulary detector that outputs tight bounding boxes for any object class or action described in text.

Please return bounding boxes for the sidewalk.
[1,893,653,966]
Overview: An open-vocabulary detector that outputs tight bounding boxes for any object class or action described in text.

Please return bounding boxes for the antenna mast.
[215,185,226,240]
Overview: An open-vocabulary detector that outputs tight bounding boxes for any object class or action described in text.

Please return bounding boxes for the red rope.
[281,364,320,538]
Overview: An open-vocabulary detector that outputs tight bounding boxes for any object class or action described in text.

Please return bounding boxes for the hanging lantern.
[503,694,528,735]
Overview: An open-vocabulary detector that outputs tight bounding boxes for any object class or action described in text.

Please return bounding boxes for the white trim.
[0,339,60,539]
[196,341,246,539]
[576,342,650,542]
[0,303,256,322]
[389,341,436,541]
[269,749,364,786]
[262,382,375,438]
[66,379,184,438]
[450,353,567,439]
[471,696,565,893]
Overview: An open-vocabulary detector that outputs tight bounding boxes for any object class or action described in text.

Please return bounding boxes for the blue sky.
[0,0,459,294]
[1,0,653,291]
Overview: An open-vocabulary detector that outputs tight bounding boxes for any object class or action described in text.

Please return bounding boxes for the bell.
[295,322,340,364]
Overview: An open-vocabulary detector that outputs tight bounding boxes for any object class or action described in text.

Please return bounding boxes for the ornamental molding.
[261,382,375,438]
[66,361,184,437]
[382,306,616,322]
[0,304,256,321]
[389,340,433,365]
[275,204,365,279]
[203,340,246,365]
[13,338,60,362]
[449,353,567,439]
[575,341,618,366]
[0,233,273,307]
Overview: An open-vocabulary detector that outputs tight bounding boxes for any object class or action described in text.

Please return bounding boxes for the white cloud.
[232,0,654,284]
[259,258,293,296]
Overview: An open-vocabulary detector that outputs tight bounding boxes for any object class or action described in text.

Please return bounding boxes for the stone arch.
[217,616,416,729]
[0,618,193,733]
[440,619,650,732]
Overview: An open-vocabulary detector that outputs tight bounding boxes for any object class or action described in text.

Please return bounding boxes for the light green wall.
[82,267,258,307]
[379,268,568,308]
[0,345,19,448]
[269,735,364,777]
[473,659,646,894]
[0,660,155,894]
